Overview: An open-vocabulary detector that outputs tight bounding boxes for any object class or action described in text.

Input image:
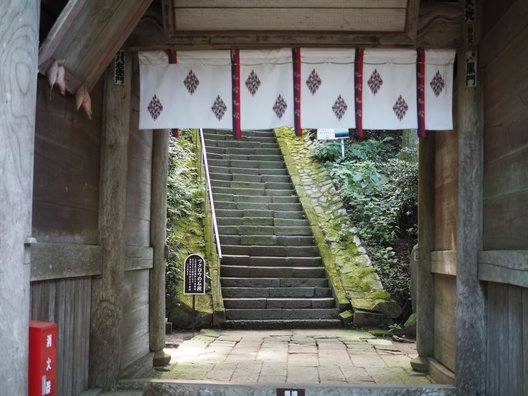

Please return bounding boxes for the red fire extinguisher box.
[29,321,57,396]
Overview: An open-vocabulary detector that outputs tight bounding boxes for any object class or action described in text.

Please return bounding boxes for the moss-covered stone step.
[220,265,325,278]
[215,201,302,211]
[221,286,332,298]
[216,209,306,220]
[203,132,277,143]
[209,158,286,170]
[204,129,274,138]
[209,165,288,176]
[207,146,281,156]
[225,308,339,320]
[220,277,329,288]
[210,173,291,184]
[218,225,313,236]
[223,297,335,309]
[221,319,342,329]
[221,255,321,266]
[214,194,298,205]
[213,187,295,197]
[217,217,310,227]
[221,244,319,257]
[219,234,315,246]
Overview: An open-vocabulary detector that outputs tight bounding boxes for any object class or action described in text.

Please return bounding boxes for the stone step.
[221,277,329,288]
[214,194,298,204]
[219,235,315,246]
[204,128,275,137]
[223,297,336,309]
[215,209,306,220]
[217,217,310,227]
[221,255,321,267]
[215,201,302,211]
[208,152,285,162]
[210,173,291,184]
[218,225,313,236]
[211,179,293,190]
[207,146,281,156]
[214,187,295,197]
[210,166,288,176]
[204,132,277,143]
[222,245,319,257]
[221,319,343,329]
[206,140,279,149]
[220,265,325,278]
[221,286,332,298]
[209,158,286,170]
[225,308,339,320]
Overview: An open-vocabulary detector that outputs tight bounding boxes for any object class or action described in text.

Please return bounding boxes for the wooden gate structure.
[0,0,527,394]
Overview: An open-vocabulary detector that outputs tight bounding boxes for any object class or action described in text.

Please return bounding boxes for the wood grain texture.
[479,250,528,288]
[434,274,457,372]
[173,0,407,7]
[417,1,463,49]
[486,282,528,395]
[149,130,170,354]
[0,2,38,395]
[121,270,150,370]
[431,250,457,276]
[89,52,132,390]
[416,135,435,359]
[39,0,152,93]
[455,1,486,392]
[33,77,102,244]
[31,278,91,396]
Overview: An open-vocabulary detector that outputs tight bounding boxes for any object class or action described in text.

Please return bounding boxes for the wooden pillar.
[413,136,436,370]
[149,130,171,366]
[456,0,486,393]
[89,52,132,389]
[0,2,38,395]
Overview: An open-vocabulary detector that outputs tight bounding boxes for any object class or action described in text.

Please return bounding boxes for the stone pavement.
[145,329,432,386]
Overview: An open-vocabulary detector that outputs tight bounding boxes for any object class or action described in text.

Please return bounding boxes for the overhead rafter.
[38,0,153,94]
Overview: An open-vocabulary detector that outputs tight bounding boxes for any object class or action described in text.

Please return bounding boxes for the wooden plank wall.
[32,76,104,394]
[33,77,102,244]
[121,62,153,370]
[432,131,458,374]
[481,1,528,394]
[31,278,91,396]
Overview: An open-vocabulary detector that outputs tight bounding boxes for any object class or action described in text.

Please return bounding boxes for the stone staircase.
[203,129,340,328]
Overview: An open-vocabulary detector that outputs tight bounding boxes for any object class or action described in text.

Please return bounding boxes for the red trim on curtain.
[355,48,364,139]
[417,49,426,138]
[231,49,241,139]
[292,48,302,137]
[167,49,179,138]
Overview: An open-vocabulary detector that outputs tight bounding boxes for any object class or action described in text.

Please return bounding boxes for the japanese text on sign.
[184,254,206,295]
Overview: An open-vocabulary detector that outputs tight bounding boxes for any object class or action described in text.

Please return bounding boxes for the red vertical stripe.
[355,48,364,139]
[292,48,302,137]
[166,49,179,137]
[231,49,241,139]
[417,49,426,138]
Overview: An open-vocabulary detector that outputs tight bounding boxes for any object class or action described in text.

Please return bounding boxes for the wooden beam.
[31,243,102,281]
[173,0,408,7]
[431,250,457,276]
[89,51,132,390]
[414,132,436,369]
[405,0,421,43]
[149,130,171,366]
[456,0,486,393]
[479,250,528,288]
[126,246,154,272]
[417,1,463,48]
[0,2,38,395]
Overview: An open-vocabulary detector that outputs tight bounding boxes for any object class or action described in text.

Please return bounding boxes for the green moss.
[274,127,399,322]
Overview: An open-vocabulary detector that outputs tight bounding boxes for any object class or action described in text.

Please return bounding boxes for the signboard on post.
[28,321,57,396]
[184,254,206,295]
[316,128,349,140]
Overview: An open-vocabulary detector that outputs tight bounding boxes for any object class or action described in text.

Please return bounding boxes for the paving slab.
[142,329,433,387]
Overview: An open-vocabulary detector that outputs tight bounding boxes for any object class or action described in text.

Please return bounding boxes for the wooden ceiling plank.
[173,0,407,8]
[173,8,407,32]
[405,0,421,44]
[38,0,89,71]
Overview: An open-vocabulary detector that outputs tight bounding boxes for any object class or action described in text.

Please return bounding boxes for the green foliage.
[166,130,206,302]
[310,132,418,319]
